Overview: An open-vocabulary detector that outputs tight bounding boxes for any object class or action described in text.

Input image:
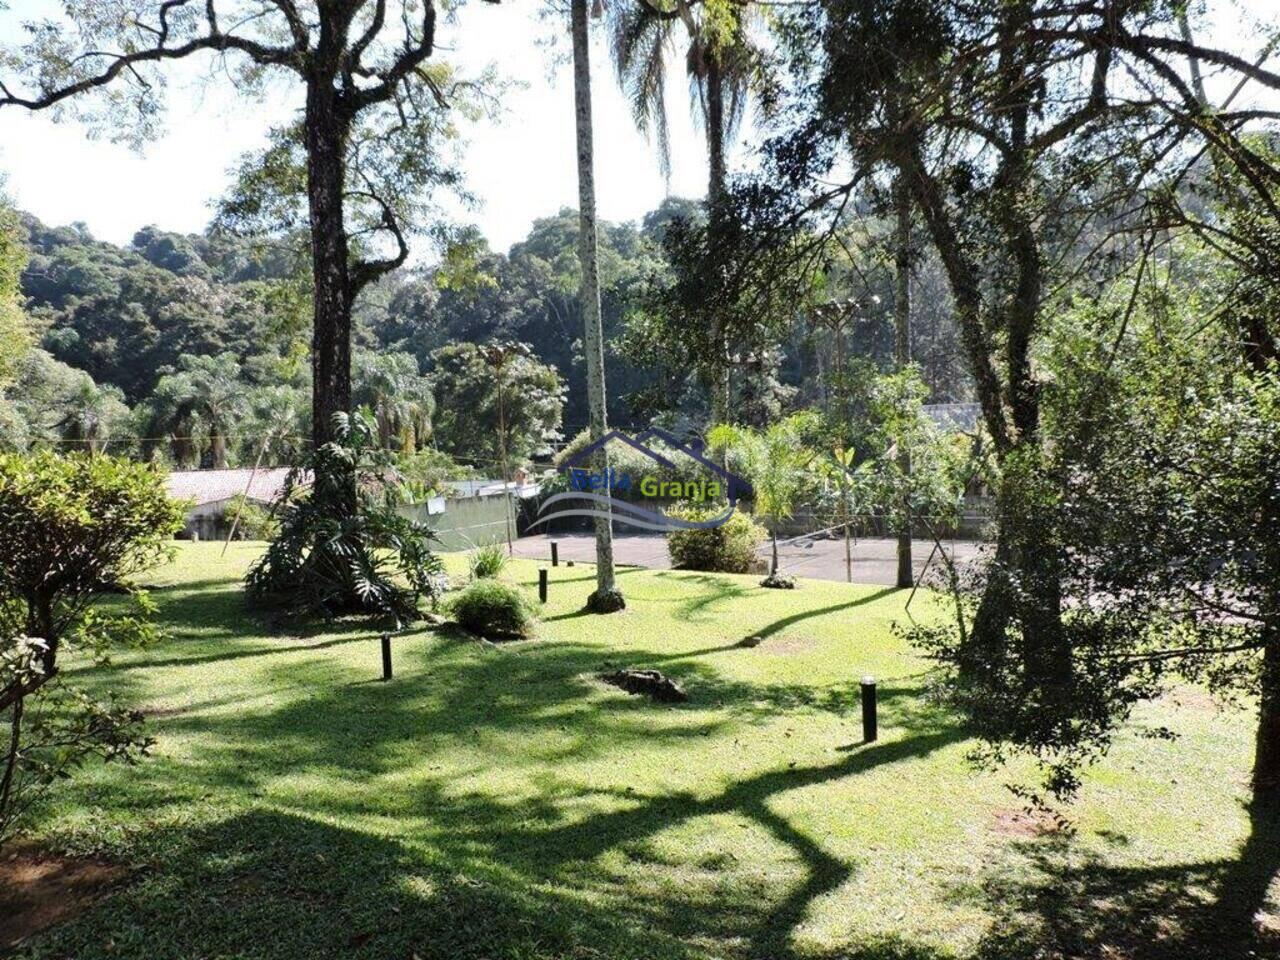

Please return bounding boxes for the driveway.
[511,531,981,588]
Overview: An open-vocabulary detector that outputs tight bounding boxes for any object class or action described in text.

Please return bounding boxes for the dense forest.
[0,199,970,474]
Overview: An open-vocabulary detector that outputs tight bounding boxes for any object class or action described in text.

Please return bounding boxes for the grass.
[9,542,1278,959]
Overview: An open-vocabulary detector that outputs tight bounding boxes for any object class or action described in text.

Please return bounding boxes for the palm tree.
[709,413,818,583]
[607,0,762,423]
[572,0,625,613]
[151,353,248,468]
[353,351,434,453]
[55,376,131,455]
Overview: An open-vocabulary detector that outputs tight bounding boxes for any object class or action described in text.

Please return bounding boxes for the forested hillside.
[2,198,970,471]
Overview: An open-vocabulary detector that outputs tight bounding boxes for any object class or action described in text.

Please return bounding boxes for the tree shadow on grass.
[15,808,967,960]
[961,799,1280,960]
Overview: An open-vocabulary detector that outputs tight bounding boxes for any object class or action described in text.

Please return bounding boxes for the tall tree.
[571,0,625,612]
[0,1,463,454]
[892,176,912,589]
[353,350,434,453]
[607,0,762,424]
[150,353,249,469]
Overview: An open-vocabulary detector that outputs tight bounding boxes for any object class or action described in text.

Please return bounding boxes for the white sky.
[0,0,1274,256]
[0,0,719,254]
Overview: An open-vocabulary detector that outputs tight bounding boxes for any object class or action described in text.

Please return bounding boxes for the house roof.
[445,478,541,500]
[165,468,299,507]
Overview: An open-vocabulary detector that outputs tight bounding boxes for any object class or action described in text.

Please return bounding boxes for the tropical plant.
[468,542,509,581]
[448,579,538,640]
[244,411,445,624]
[52,376,132,455]
[607,0,766,422]
[353,350,434,453]
[569,0,626,615]
[0,450,183,844]
[149,353,249,468]
[708,412,819,581]
[430,341,565,466]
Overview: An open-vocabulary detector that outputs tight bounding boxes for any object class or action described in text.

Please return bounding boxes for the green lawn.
[11,543,1278,959]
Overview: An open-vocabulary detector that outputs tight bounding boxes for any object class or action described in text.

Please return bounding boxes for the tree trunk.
[210,427,228,469]
[305,74,353,451]
[893,174,913,589]
[571,0,623,613]
[771,528,779,576]
[705,53,731,427]
[1252,617,1280,800]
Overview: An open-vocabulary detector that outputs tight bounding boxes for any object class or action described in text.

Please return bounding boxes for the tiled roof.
[165,468,300,507]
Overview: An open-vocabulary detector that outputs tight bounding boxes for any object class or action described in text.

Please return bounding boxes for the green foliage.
[353,350,434,454]
[0,204,30,390]
[0,449,182,842]
[429,340,565,467]
[448,579,538,639]
[708,412,820,526]
[146,353,248,468]
[665,503,766,573]
[244,411,445,625]
[224,494,281,542]
[468,543,509,581]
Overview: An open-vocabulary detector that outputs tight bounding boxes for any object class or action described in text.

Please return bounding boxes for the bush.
[468,542,508,580]
[224,494,281,541]
[665,502,766,573]
[449,580,537,639]
[0,450,183,844]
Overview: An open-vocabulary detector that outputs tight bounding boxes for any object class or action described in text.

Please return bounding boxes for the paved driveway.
[511,531,981,587]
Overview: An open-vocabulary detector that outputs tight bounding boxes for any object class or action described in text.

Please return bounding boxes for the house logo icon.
[531,427,752,532]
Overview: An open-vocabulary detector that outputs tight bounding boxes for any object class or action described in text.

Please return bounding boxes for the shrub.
[0,450,183,844]
[449,580,537,639]
[665,502,766,573]
[224,494,281,541]
[468,542,508,580]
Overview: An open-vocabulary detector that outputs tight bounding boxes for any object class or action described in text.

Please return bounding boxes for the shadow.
[963,798,1280,960]
[740,587,899,645]
[34,560,1276,960]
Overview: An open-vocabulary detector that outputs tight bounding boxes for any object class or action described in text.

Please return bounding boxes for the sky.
[0,1,1273,257]
[0,1,721,255]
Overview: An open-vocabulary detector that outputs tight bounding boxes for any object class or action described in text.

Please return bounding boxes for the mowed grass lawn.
[11,542,1278,960]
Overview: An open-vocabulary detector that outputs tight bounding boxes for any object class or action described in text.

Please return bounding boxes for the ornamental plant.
[0,450,183,844]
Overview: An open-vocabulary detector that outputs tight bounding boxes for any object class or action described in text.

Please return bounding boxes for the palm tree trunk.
[893,174,913,589]
[571,0,623,613]
[705,53,731,427]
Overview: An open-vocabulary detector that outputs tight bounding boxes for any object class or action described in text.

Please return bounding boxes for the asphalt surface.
[511,531,982,587]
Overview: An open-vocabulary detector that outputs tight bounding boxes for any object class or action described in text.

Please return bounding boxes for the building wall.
[399,495,517,552]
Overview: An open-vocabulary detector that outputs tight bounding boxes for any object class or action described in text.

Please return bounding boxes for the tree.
[708,412,817,585]
[607,0,765,423]
[0,1,468,452]
[353,350,434,453]
[571,0,625,613]
[53,378,133,456]
[0,450,184,843]
[892,177,913,589]
[429,340,565,467]
[149,353,250,469]
[244,410,445,622]
[0,204,30,391]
